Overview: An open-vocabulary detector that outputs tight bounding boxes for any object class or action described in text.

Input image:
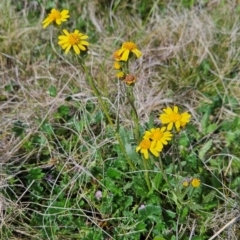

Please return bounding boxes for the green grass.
[1,0,240,239]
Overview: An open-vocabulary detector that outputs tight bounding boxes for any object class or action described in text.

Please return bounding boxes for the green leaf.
[192,236,205,240]
[165,210,176,219]
[180,207,188,220]
[152,172,162,190]
[201,109,210,134]
[41,122,53,135]
[133,176,148,197]
[205,123,218,134]
[199,139,212,160]
[178,134,189,147]
[153,236,166,240]
[12,120,26,137]
[125,142,139,161]
[104,177,122,196]
[123,182,132,192]
[138,204,162,221]
[119,126,130,145]
[58,105,70,117]
[106,168,122,179]
[27,168,45,181]
[74,120,85,132]
[48,85,57,97]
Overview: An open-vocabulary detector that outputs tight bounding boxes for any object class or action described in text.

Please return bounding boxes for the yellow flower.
[144,127,172,150]
[114,61,121,70]
[117,41,142,61]
[42,9,70,28]
[191,178,201,188]
[182,181,189,187]
[58,29,89,54]
[113,50,121,61]
[159,106,191,131]
[136,137,161,160]
[116,71,125,78]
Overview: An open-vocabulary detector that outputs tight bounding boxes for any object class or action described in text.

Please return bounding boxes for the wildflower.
[42,9,70,28]
[116,71,125,78]
[95,190,102,200]
[144,127,172,150]
[159,106,191,131]
[139,204,145,210]
[182,181,189,187]
[114,61,121,70]
[117,41,142,61]
[136,136,161,160]
[123,74,136,85]
[191,178,201,188]
[58,29,89,54]
[113,50,121,61]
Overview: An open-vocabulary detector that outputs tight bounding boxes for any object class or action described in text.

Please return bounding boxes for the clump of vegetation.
[1,0,240,239]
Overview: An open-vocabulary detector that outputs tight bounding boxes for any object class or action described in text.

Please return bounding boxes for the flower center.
[169,113,181,122]
[122,42,137,50]
[68,33,80,45]
[151,131,163,141]
[139,139,151,149]
[50,9,61,20]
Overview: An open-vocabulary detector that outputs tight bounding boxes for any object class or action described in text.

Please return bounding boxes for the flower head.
[144,127,172,150]
[58,29,89,55]
[117,41,142,61]
[182,181,189,187]
[136,136,161,160]
[138,204,145,210]
[116,71,125,78]
[191,178,201,188]
[114,61,121,70]
[42,9,69,28]
[95,190,102,200]
[113,50,121,61]
[123,74,136,85]
[159,106,191,131]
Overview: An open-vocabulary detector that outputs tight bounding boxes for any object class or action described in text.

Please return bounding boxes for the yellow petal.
[167,122,173,131]
[62,29,69,36]
[173,106,178,113]
[80,41,89,46]
[120,50,129,61]
[175,121,181,129]
[132,49,142,58]
[64,45,71,54]
[73,45,80,54]
[141,149,149,159]
[164,107,173,115]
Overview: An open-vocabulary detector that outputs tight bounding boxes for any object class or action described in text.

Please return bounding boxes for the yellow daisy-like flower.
[191,178,201,188]
[58,29,89,55]
[117,41,142,61]
[159,106,191,131]
[144,127,172,150]
[42,9,70,28]
[113,50,121,61]
[116,71,125,78]
[114,61,121,70]
[182,181,189,187]
[136,136,161,160]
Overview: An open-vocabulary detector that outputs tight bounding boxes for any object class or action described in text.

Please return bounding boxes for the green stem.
[81,63,135,170]
[126,86,140,142]
[172,132,182,175]
[142,157,151,191]
[158,156,170,186]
